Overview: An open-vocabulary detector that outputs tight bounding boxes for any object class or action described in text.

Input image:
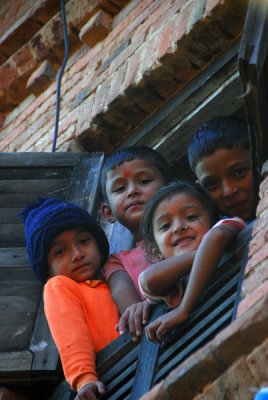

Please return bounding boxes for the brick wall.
[0,0,247,152]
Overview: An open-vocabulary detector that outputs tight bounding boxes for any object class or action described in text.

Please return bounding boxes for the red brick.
[237,282,268,317]
[212,357,257,400]
[248,226,268,257]
[163,342,225,400]
[247,241,268,269]
[246,338,268,386]
[79,10,113,48]
[243,261,268,294]
[139,381,165,400]
[76,95,95,138]
[0,62,18,91]
[13,44,36,76]
[26,60,57,95]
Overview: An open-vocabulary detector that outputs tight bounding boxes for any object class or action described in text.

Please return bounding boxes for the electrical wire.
[52,0,69,152]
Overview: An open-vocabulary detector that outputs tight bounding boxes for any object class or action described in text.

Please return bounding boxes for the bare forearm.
[108,271,141,314]
[180,226,238,314]
[140,251,196,295]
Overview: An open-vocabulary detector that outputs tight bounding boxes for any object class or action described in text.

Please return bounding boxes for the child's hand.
[117,301,151,341]
[145,307,189,343]
[75,381,106,400]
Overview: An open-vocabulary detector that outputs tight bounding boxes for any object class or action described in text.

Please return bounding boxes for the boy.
[187,115,258,221]
[100,146,171,339]
[21,197,119,400]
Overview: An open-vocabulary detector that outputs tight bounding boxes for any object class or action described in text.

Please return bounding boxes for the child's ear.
[101,203,116,223]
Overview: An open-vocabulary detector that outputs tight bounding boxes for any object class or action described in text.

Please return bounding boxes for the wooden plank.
[0,153,82,168]
[0,178,69,194]
[0,351,33,385]
[30,299,61,376]
[0,208,24,223]
[0,248,29,267]
[129,305,164,400]
[0,193,66,207]
[97,332,138,375]
[66,152,104,213]
[0,295,40,352]
[0,167,73,180]
[0,224,25,247]
[100,346,139,384]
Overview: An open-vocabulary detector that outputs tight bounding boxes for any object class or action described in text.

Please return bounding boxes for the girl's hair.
[141,180,219,259]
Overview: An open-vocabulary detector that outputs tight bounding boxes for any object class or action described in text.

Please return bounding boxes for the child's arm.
[44,276,118,396]
[108,270,142,314]
[108,271,152,341]
[139,251,196,297]
[146,219,246,343]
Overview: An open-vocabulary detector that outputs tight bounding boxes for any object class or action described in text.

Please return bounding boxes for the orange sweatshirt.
[44,275,119,392]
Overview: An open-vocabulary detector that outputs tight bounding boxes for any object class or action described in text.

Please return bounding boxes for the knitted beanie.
[20,197,109,284]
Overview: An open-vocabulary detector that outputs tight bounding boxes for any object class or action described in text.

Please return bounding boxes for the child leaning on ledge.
[138,181,246,343]
[20,197,119,400]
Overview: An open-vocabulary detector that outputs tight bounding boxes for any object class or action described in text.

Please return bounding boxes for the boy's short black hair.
[100,146,171,202]
[188,116,250,172]
[141,180,219,259]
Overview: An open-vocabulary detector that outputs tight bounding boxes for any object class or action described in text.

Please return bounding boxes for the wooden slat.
[0,224,25,247]
[66,152,104,213]
[0,153,82,168]
[0,295,40,352]
[0,351,33,384]
[0,167,73,180]
[129,305,164,400]
[0,208,25,223]
[0,248,29,267]
[0,178,69,194]
[30,299,60,376]
[0,193,67,207]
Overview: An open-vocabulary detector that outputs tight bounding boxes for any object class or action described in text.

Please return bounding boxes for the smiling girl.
[138,181,246,343]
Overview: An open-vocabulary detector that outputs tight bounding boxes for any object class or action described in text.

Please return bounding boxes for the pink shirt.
[103,241,149,299]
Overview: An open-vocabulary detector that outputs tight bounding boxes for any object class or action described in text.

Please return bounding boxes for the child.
[138,181,246,343]
[187,115,258,222]
[100,146,171,340]
[21,197,119,400]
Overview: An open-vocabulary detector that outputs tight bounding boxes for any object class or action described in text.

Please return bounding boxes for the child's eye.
[113,185,124,193]
[202,180,218,191]
[232,166,249,179]
[159,222,171,231]
[140,178,152,185]
[80,236,91,245]
[186,214,199,221]
[54,247,65,256]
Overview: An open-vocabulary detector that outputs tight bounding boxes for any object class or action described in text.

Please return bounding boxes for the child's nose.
[71,245,83,261]
[173,219,184,233]
[222,180,235,198]
[127,181,139,196]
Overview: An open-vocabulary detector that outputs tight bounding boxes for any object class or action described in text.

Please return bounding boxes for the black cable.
[52,0,69,152]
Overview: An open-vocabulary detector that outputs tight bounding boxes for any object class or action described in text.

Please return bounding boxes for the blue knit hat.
[20,197,109,284]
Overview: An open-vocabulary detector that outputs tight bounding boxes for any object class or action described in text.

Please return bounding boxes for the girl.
[138,181,246,343]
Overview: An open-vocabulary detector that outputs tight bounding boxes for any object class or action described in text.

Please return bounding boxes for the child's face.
[152,192,211,259]
[195,146,256,221]
[104,159,165,236]
[47,227,102,282]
